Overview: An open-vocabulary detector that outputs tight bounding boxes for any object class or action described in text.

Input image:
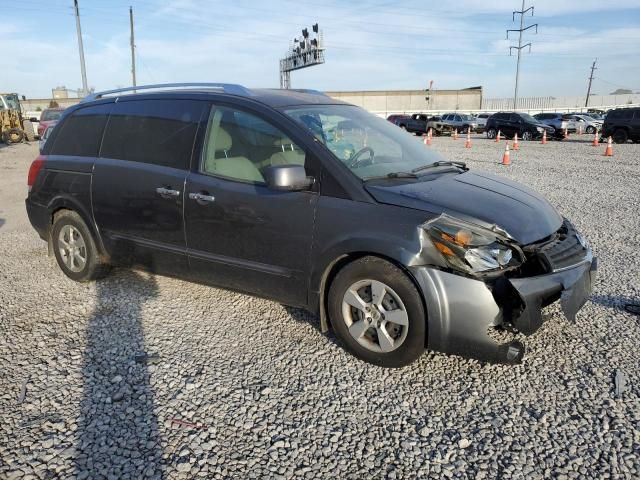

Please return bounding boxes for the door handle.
[156,187,180,198]
[188,192,215,203]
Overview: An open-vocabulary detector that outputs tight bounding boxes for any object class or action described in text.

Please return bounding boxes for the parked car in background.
[39,123,56,152]
[601,107,640,143]
[389,113,433,135]
[569,114,602,134]
[474,113,492,132]
[387,114,410,126]
[533,113,577,137]
[426,116,454,136]
[25,83,596,367]
[441,113,478,133]
[37,108,65,137]
[485,112,553,140]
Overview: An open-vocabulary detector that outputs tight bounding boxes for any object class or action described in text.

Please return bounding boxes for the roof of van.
[82,84,348,109]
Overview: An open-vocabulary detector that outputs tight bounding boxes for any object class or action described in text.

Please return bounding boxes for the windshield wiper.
[364,171,418,181]
[411,160,467,173]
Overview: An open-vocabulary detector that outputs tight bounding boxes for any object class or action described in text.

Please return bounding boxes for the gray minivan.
[26,83,596,367]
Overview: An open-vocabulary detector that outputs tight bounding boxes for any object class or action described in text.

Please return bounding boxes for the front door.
[92,98,206,274]
[184,104,318,306]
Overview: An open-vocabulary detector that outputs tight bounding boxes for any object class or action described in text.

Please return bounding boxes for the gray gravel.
[1,136,639,479]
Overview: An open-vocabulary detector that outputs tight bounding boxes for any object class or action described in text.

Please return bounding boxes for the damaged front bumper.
[411,254,597,364]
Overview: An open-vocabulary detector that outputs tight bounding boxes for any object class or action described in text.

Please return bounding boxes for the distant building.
[325,87,483,116]
[52,86,82,99]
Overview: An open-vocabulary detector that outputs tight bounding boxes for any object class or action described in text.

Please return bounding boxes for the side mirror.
[29,117,38,123]
[265,164,314,192]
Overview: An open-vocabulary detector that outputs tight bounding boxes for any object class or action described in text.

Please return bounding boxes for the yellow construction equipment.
[0,93,37,144]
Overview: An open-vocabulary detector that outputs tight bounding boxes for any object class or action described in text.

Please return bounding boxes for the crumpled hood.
[366,171,563,244]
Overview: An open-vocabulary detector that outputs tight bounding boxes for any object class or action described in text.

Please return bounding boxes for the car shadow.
[0,218,4,229]
[73,270,165,479]
[590,294,640,314]
[283,305,341,347]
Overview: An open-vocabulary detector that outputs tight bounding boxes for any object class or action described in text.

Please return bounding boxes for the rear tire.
[521,131,533,141]
[51,210,110,282]
[328,256,426,368]
[612,129,628,144]
[586,125,596,134]
[2,128,24,144]
[22,120,36,141]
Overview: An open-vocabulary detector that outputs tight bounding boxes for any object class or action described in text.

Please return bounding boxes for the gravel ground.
[0,136,639,479]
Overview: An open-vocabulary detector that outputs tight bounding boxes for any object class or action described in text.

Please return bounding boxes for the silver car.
[441,113,479,133]
[571,114,602,134]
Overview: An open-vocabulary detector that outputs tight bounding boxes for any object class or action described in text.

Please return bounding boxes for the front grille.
[527,221,588,272]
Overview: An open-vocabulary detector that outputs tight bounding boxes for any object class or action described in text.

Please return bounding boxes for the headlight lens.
[424,214,522,274]
[536,127,544,132]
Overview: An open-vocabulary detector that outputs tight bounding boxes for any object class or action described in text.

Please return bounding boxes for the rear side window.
[619,110,634,119]
[49,104,110,157]
[101,99,204,169]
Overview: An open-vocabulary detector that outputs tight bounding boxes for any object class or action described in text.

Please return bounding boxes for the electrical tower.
[585,59,597,107]
[507,1,537,110]
[279,24,325,89]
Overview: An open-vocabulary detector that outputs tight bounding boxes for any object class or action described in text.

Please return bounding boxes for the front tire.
[586,125,596,134]
[51,210,109,282]
[486,128,496,139]
[328,256,426,368]
[521,131,533,141]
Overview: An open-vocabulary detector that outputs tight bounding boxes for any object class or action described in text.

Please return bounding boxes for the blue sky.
[5,0,640,99]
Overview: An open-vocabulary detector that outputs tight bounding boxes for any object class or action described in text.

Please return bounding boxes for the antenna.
[506,1,538,110]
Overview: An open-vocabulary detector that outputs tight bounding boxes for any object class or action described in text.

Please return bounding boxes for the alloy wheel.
[341,279,409,353]
[58,225,88,272]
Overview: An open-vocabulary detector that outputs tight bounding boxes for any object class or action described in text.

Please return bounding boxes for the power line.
[507,0,538,110]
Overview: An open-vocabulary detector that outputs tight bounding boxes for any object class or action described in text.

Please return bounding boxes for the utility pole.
[585,59,597,107]
[129,6,137,88]
[73,0,89,96]
[507,0,537,110]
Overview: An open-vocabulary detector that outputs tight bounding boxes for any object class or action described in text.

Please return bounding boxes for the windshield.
[284,105,447,179]
[3,94,21,111]
[519,113,538,123]
[41,110,63,121]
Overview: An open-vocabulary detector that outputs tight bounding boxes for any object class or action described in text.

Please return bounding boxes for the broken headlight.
[424,214,523,274]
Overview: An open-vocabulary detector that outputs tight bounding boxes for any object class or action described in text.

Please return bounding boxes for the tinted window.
[495,113,509,120]
[202,106,306,183]
[101,99,203,169]
[619,110,634,119]
[454,115,462,122]
[49,104,110,157]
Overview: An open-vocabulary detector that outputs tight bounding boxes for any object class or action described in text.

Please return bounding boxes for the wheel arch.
[47,196,108,259]
[316,251,428,346]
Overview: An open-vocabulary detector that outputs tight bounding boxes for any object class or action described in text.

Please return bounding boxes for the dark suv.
[601,107,640,143]
[26,83,596,368]
[485,112,553,140]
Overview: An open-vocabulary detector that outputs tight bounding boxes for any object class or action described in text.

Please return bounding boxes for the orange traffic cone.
[592,130,599,147]
[465,128,471,148]
[501,143,511,166]
[513,132,520,150]
[563,127,568,139]
[453,129,458,140]
[495,130,501,143]
[604,136,613,156]
[427,128,432,146]
[541,130,547,144]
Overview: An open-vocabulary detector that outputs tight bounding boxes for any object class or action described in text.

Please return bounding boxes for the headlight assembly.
[424,214,523,275]
[536,127,544,133]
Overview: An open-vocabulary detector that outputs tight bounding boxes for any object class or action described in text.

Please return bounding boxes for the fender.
[46,194,108,259]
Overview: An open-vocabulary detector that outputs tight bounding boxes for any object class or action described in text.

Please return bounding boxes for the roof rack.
[82,83,253,103]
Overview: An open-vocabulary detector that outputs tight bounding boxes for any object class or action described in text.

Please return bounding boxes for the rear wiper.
[364,171,418,181]
[411,160,467,173]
